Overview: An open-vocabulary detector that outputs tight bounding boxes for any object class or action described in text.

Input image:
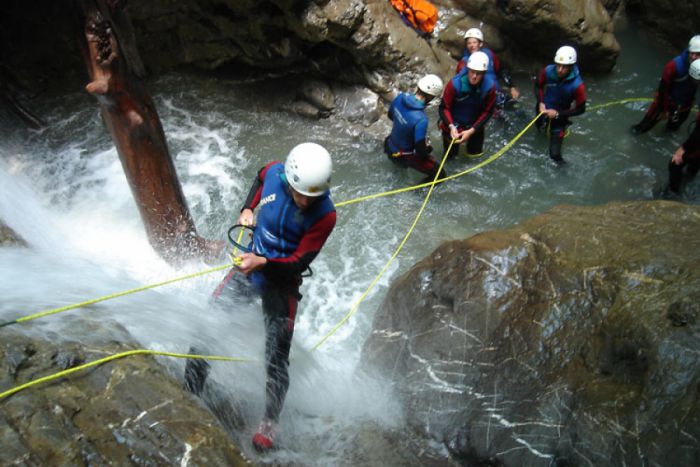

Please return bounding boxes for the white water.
[1,25,698,463]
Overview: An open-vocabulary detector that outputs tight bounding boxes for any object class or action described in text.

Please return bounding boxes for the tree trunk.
[74,0,222,263]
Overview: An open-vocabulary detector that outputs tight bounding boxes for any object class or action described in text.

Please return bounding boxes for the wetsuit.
[384,92,443,181]
[186,162,336,423]
[668,111,700,193]
[456,47,517,109]
[633,49,697,133]
[535,64,586,163]
[439,69,497,157]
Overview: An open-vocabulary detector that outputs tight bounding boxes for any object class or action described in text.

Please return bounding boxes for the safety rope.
[0,98,659,400]
[313,112,544,349]
[0,263,234,328]
[0,349,249,400]
[0,97,654,329]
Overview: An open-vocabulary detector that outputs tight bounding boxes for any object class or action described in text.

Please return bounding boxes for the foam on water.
[1,24,699,463]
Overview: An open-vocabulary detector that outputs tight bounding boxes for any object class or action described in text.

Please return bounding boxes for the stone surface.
[627,0,700,50]
[450,0,620,72]
[0,221,27,247]
[361,200,700,466]
[0,318,249,466]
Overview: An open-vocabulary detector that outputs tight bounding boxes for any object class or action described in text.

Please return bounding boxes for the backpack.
[390,0,438,36]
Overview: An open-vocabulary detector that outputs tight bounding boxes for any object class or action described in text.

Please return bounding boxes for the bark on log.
[75,0,223,263]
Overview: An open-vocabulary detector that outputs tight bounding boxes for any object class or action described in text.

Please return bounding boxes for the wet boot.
[630,115,656,135]
[252,418,277,451]
[183,347,210,395]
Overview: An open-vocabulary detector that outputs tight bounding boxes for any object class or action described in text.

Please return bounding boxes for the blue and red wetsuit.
[211,161,336,422]
[535,64,586,162]
[384,92,440,179]
[439,69,497,157]
[633,49,697,133]
[456,47,516,109]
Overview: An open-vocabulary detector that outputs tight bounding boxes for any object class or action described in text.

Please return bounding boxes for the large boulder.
[361,200,700,466]
[446,0,620,72]
[627,0,700,51]
[0,318,247,466]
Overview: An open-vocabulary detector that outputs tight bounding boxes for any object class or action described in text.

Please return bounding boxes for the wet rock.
[299,79,334,111]
[281,98,331,119]
[452,0,620,72]
[333,85,382,126]
[0,318,248,466]
[0,221,27,247]
[361,200,700,466]
[627,1,700,51]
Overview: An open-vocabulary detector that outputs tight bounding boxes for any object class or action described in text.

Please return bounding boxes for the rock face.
[628,0,700,50]
[361,201,700,466]
[0,221,27,247]
[0,318,248,466]
[0,0,621,104]
[447,0,620,72]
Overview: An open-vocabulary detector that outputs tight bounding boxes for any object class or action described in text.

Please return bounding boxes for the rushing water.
[1,25,698,464]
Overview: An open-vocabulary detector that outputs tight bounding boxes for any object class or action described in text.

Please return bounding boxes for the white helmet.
[285,142,332,197]
[467,51,489,72]
[554,46,577,65]
[690,59,700,81]
[464,28,484,42]
[417,74,444,97]
[689,35,700,53]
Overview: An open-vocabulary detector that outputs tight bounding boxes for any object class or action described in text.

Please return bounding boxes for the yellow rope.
[0,98,654,329]
[0,349,249,400]
[0,262,234,328]
[312,138,456,350]
[0,98,658,400]
[312,112,544,350]
[588,97,652,112]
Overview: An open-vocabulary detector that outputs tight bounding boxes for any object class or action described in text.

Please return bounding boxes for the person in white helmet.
[456,27,520,103]
[534,45,587,165]
[631,35,700,134]
[384,74,446,183]
[439,50,498,158]
[667,59,700,194]
[184,142,336,451]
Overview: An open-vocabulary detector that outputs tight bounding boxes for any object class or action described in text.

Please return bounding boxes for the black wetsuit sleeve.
[683,121,700,152]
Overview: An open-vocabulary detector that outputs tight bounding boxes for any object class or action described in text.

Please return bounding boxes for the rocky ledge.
[361,200,700,466]
[0,318,248,466]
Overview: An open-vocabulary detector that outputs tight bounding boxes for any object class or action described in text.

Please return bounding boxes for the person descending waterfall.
[667,59,700,194]
[631,35,700,135]
[184,142,336,451]
[534,45,587,165]
[384,73,445,184]
[439,50,497,158]
[455,27,520,108]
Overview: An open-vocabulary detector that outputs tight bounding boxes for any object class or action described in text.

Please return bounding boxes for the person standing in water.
[184,142,336,451]
[631,35,700,135]
[667,59,700,195]
[534,45,587,165]
[455,27,520,106]
[384,73,445,184]
[439,51,498,159]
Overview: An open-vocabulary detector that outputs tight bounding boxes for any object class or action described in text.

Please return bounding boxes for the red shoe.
[252,419,276,451]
